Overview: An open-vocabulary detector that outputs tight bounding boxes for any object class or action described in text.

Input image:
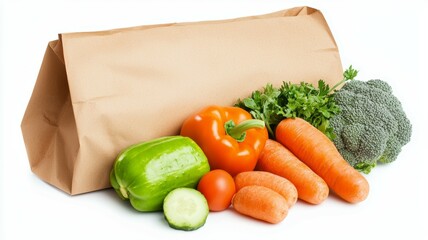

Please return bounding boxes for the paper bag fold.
[21,6,343,195]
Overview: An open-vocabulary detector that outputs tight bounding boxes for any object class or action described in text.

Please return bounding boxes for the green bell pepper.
[110,136,210,212]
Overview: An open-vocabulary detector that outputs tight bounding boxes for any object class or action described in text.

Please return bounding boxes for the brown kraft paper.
[21,6,343,195]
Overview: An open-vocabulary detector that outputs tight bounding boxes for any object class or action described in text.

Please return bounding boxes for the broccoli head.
[330,79,412,174]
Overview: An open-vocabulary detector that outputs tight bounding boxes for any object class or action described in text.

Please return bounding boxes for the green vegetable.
[163,187,209,231]
[110,136,210,212]
[236,66,358,139]
[330,79,412,173]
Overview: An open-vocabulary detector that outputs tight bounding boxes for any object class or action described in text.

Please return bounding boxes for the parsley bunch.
[236,66,358,139]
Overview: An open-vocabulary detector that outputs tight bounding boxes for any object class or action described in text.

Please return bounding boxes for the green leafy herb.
[235,66,357,139]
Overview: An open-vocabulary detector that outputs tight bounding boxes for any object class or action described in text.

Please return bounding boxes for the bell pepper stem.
[120,186,129,199]
[225,119,265,142]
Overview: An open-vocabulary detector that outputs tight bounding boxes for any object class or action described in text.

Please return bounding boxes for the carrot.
[275,117,369,203]
[235,171,298,208]
[256,139,329,205]
[232,185,288,224]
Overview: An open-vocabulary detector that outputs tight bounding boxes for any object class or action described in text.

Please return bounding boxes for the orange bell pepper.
[180,105,268,176]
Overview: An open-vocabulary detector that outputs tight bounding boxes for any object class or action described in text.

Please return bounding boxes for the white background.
[1,0,427,239]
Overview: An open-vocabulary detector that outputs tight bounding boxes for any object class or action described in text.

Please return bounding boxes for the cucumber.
[163,188,209,231]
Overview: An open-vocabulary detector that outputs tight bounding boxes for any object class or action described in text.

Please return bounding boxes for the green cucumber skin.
[168,222,207,231]
[110,136,210,212]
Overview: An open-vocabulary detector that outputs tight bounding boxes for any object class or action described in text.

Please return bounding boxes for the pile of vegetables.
[109,66,412,231]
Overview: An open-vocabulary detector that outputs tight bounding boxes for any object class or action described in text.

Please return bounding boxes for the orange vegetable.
[275,117,369,203]
[256,139,329,205]
[235,171,297,208]
[232,185,288,224]
[181,105,268,176]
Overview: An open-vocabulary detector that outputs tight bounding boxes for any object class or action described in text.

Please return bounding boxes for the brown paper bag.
[21,6,343,195]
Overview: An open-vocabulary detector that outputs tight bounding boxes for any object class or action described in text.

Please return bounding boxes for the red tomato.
[197,169,236,212]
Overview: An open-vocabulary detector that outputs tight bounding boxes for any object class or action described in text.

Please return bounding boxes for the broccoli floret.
[330,79,412,174]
